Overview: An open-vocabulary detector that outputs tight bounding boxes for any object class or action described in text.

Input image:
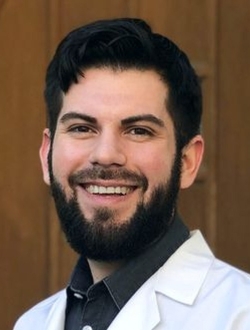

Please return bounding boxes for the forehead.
[60,68,171,122]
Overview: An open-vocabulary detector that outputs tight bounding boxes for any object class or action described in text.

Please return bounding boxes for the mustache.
[68,166,148,191]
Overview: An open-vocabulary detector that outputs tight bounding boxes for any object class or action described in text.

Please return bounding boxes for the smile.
[85,185,133,195]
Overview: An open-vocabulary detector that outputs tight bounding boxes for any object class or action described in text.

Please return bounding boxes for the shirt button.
[82,326,93,330]
[74,292,83,299]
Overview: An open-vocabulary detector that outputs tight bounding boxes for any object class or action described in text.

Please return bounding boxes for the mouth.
[69,168,148,198]
[82,184,135,196]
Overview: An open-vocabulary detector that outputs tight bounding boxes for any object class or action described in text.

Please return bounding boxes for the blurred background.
[1,0,250,328]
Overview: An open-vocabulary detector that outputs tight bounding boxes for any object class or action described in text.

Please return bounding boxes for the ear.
[180,135,204,189]
[39,128,51,186]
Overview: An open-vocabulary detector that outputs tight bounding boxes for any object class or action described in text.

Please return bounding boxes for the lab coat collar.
[108,230,214,330]
[155,230,215,305]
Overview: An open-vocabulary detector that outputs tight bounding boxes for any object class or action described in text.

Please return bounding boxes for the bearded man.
[14,18,250,330]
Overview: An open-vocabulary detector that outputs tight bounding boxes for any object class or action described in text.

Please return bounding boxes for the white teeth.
[107,187,115,194]
[86,185,131,195]
[99,186,106,194]
[121,187,127,195]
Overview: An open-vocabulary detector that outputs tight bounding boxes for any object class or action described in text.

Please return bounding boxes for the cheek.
[132,150,173,187]
[51,140,87,180]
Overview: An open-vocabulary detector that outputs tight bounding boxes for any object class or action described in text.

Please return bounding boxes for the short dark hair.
[44,18,202,149]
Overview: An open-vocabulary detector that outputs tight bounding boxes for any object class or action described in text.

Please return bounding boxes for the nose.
[89,130,126,167]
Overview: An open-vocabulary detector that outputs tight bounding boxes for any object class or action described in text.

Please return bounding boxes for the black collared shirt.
[64,214,189,330]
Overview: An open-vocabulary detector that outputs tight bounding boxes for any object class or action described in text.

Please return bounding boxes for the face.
[40,68,203,261]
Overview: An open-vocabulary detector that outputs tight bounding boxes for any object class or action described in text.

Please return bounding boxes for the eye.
[129,127,154,136]
[68,125,92,133]
[67,124,97,138]
[125,126,156,142]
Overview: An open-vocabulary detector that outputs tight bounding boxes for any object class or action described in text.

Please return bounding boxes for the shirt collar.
[67,213,189,309]
[68,256,93,295]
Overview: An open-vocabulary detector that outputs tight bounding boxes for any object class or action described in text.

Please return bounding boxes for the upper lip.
[78,180,139,188]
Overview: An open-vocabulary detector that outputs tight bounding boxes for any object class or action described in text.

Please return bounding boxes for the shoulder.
[189,231,250,310]
[156,230,250,304]
[186,230,250,293]
[153,231,250,328]
[13,290,66,330]
[207,256,250,294]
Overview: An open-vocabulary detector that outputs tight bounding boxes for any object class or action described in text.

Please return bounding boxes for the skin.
[40,68,204,281]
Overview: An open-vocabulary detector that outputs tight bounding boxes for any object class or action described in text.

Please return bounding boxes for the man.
[14,18,250,330]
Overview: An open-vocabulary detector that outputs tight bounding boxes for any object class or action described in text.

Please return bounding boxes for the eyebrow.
[59,112,165,128]
[59,112,97,124]
[121,114,165,127]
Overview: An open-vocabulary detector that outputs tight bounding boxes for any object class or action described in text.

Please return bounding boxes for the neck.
[87,259,125,283]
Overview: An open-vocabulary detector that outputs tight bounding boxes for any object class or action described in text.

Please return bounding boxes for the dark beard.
[48,151,182,261]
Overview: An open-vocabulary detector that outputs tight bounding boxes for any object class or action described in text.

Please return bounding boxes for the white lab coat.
[14,231,250,329]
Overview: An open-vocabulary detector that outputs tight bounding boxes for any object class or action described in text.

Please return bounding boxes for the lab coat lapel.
[155,230,215,305]
[108,275,160,330]
[45,290,67,330]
